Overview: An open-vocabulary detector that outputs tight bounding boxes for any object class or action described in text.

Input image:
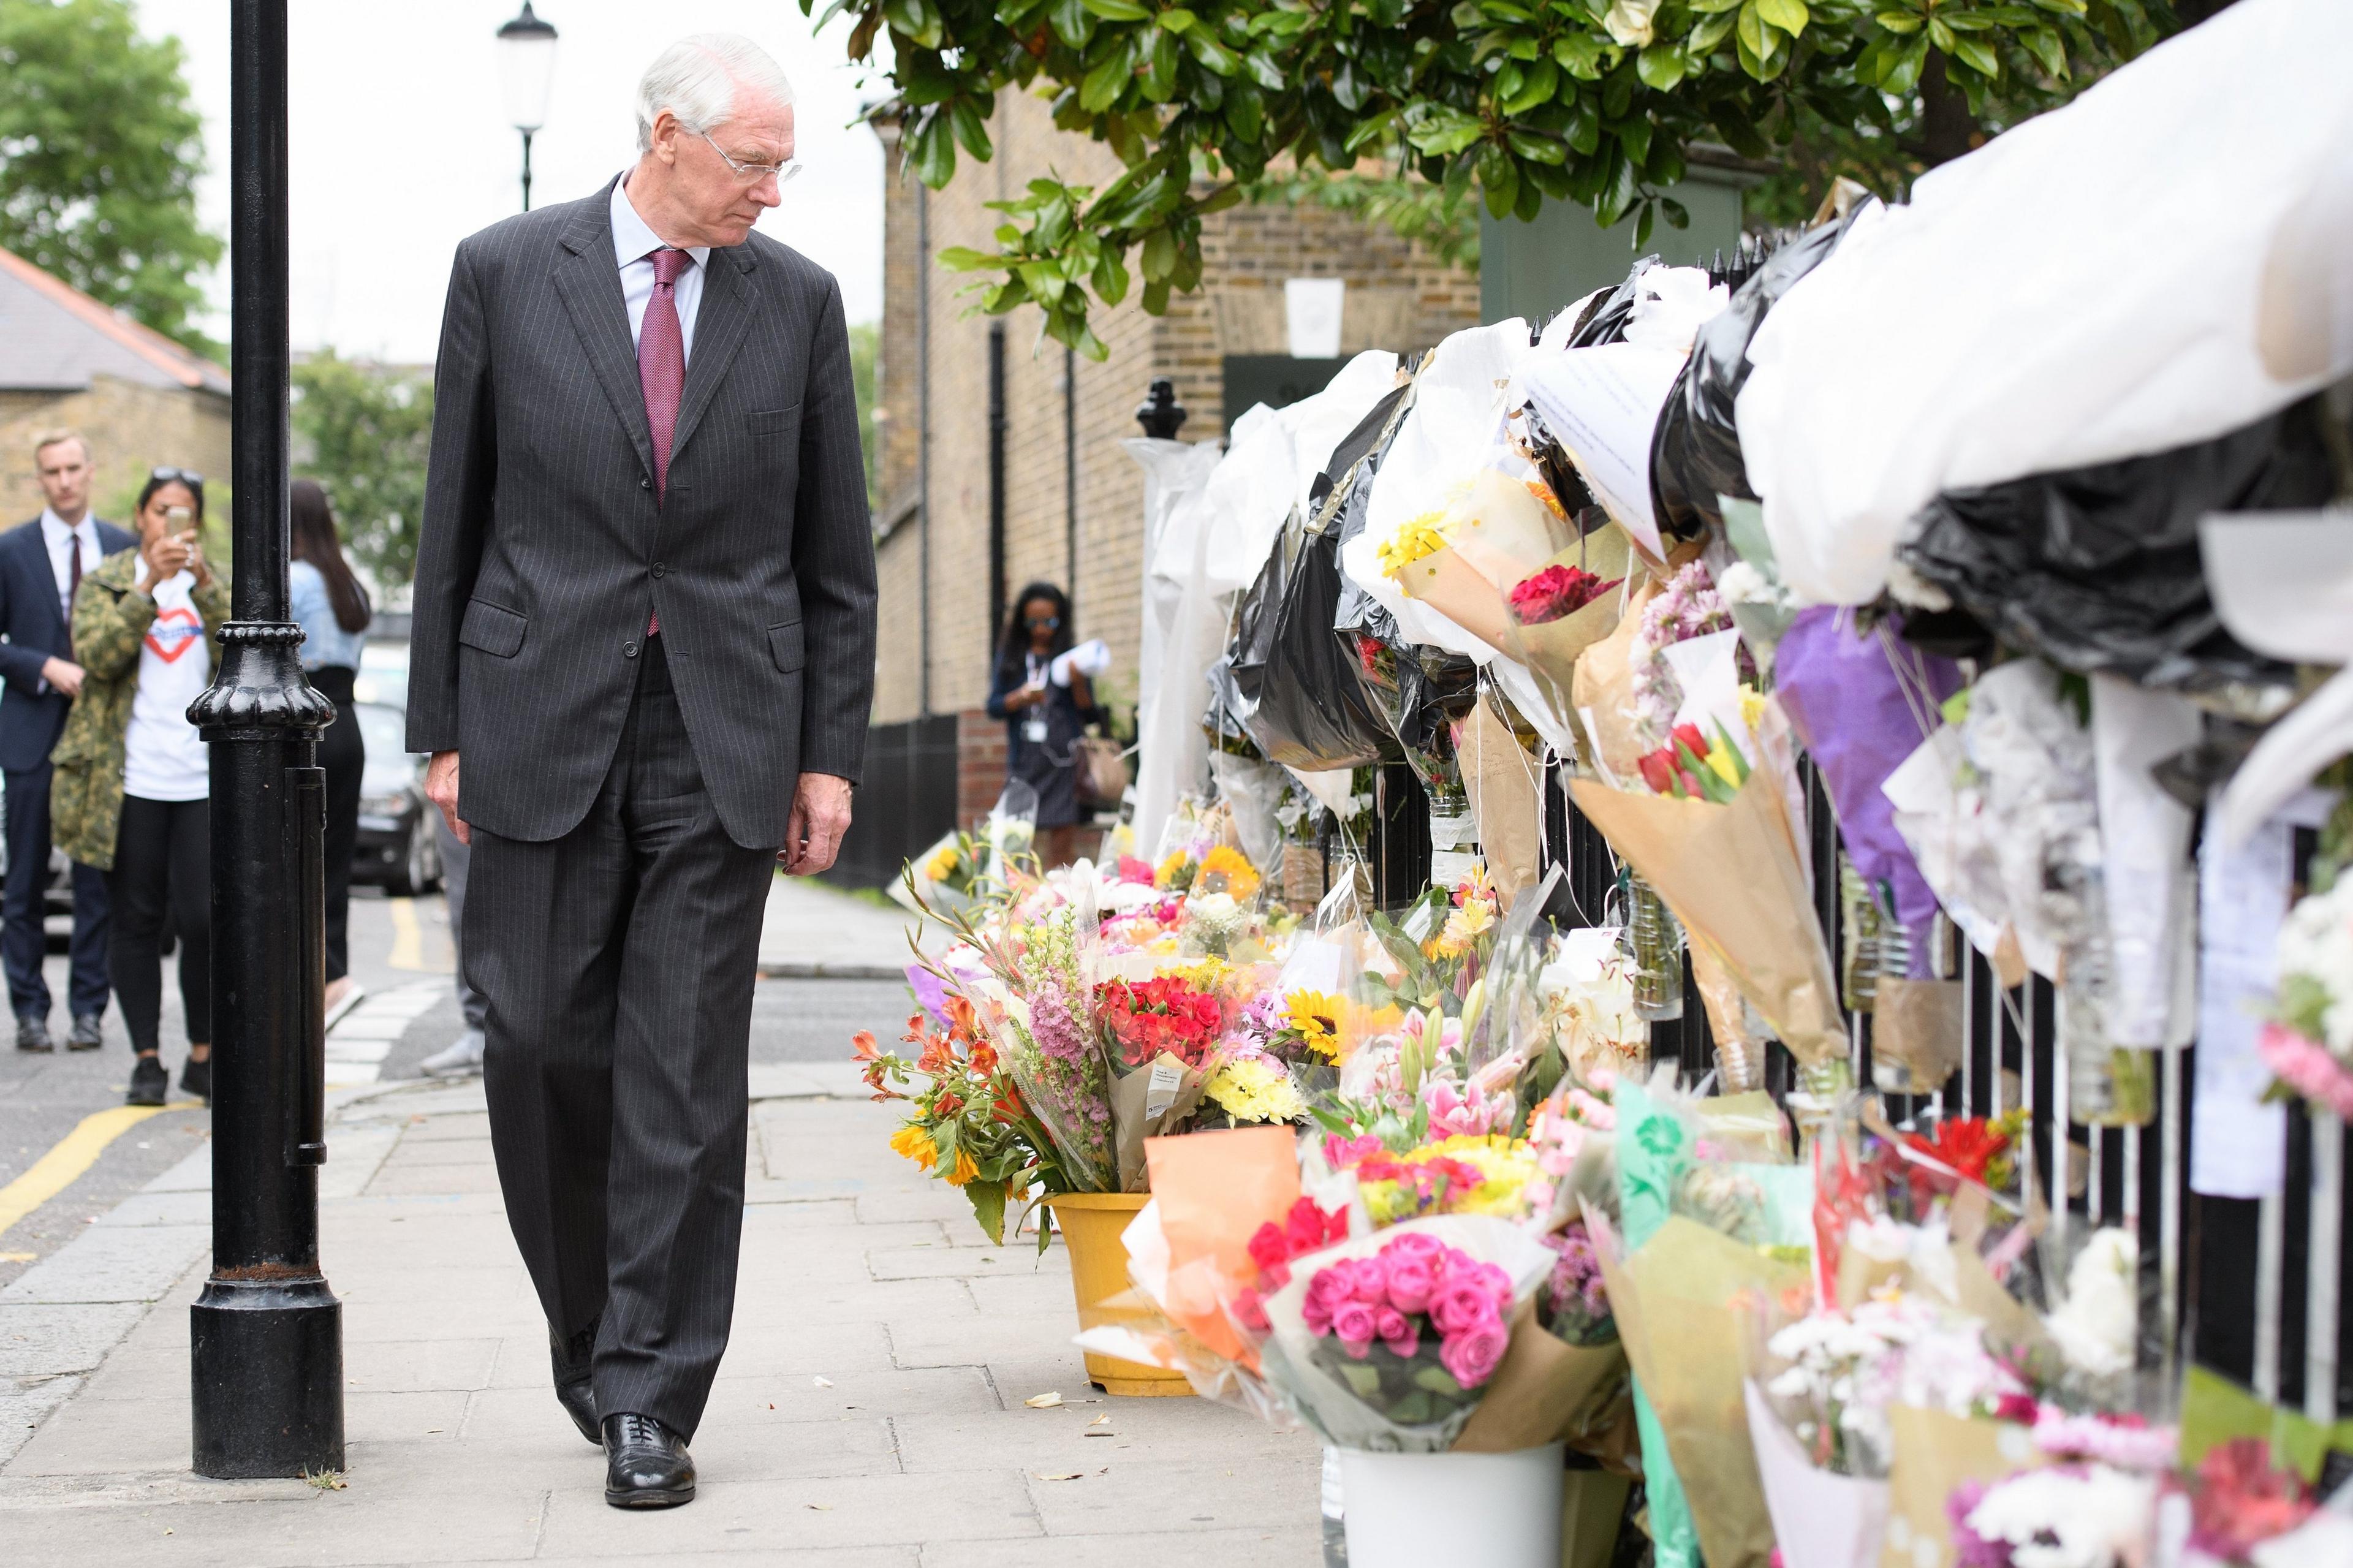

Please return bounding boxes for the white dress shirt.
[39,506,101,625]
[611,175,710,364]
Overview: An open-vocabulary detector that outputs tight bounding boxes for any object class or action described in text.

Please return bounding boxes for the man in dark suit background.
[407,34,876,1510]
[1,431,134,1054]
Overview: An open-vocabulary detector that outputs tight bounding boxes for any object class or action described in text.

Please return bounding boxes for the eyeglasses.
[1026,615,1061,629]
[698,131,801,186]
[150,466,205,487]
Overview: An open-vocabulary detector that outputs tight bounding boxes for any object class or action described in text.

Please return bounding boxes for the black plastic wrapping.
[1207,514,1399,771]
[1648,206,1865,545]
[1896,398,2341,694]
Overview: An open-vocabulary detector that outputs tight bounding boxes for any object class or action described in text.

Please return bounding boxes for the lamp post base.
[190,1276,344,1478]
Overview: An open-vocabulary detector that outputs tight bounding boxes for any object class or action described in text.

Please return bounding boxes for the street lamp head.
[496,2,559,135]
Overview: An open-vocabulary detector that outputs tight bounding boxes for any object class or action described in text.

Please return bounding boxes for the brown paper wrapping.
[1455,1298,1631,1453]
[1871,979,1965,1093]
[1112,1052,1209,1192]
[1591,1213,1809,1568]
[1567,576,1661,782]
[1398,545,1523,656]
[1879,1406,2042,1568]
[1460,699,1545,909]
[1569,771,1846,1067]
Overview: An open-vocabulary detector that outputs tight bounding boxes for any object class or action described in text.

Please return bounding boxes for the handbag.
[1076,733,1130,808]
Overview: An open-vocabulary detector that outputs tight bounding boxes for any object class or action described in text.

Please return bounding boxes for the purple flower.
[1439,1318,1510,1388]
[1946,1481,2008,1568]
[1027,974,1089,1066]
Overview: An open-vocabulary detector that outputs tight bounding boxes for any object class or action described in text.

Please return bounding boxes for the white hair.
[635,34,795,153]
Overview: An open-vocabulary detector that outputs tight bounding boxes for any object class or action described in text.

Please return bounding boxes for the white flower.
[1965,1465,2154,1568]
[1602,0,1661,47]
[2044,1227,2139,1380]
[1715,560,1786,607]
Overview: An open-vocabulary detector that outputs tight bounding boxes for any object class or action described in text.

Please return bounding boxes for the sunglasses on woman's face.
[1026,615,1061,629]
[150,466,205,488]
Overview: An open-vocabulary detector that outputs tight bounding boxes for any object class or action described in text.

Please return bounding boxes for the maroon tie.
[64,536,80,661]
[640,248,688,637]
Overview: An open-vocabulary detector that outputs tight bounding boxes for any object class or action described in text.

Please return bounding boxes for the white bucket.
[1338,1443,1566,1568]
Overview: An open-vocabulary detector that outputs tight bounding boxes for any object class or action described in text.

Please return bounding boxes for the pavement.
[0,873,1320,1564]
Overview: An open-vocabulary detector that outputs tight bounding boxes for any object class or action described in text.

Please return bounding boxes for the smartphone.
[165,506,193,529]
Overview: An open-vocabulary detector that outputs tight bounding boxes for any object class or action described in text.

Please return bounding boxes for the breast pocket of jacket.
[458,599,528,659]
[768,619,805,676]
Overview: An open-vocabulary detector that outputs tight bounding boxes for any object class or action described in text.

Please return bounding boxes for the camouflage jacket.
[50,548,230,871]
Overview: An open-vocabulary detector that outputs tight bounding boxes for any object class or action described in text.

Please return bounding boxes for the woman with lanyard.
[984,581,1098,869]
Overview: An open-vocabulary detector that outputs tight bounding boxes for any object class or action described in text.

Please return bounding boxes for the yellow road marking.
[387,896,424,971]
[0,1104,169,1237]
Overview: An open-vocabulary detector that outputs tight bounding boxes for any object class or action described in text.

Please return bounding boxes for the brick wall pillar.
[955,708,1008,827]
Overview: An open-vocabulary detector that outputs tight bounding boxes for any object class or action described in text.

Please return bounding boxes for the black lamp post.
[496,4,559,212]
[188,0,343,1479]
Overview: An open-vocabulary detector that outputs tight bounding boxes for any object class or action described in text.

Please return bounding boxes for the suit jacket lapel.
[553,184,656,481]
[669,249,754,472]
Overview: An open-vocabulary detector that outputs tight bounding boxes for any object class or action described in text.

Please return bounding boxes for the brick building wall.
[855,90,1480,875]
[1,376,233,527]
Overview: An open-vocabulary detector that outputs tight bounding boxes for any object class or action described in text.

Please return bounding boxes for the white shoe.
[421,1028,485,1078]
[324,979,367,1031]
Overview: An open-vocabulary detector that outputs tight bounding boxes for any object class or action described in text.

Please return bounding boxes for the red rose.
[1248,1221,1292,1272]
[1509,564,1621,625]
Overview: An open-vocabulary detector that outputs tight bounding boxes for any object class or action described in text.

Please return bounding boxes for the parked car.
[351,700,440,896]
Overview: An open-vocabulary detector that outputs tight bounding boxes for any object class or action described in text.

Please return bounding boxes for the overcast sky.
[138,0,891,363]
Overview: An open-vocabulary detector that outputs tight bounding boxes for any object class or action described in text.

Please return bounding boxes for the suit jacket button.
[651,562,666,579]
[640,477,651,490]
[623,639,640,659]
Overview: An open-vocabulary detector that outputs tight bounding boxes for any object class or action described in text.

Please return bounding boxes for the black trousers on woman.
[313,665,363,983]
[107,794,210,1056]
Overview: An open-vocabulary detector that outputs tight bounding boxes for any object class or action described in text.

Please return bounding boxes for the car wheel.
[386,820,441,898]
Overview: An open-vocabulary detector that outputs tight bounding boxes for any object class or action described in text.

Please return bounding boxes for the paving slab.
[1,1028,1321,1566]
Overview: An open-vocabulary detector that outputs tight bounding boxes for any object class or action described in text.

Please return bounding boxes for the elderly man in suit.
[1,431,135,1054]
[407,34,876,1509]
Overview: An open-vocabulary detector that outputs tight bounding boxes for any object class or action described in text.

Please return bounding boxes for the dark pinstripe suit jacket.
[406,178,877,850]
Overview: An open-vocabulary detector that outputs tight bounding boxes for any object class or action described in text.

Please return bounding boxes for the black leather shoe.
[15,1016,51,1053]
[556,1378,599,1445]
[549,1324,601,1446]
[126,1054,167,1106]
[602,1413,694,1508]
[67,1014,102,1051]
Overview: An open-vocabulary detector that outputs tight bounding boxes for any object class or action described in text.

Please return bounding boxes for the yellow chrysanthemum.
[1738,686,1768,737]
[889,1124,938,1171]
[1283,990,1344,1059]
[1376,513,1449,578]
[922,844,962,881]
[1205,1056,1305,1124]
[1198,844,1261,901]
[1422,1135,1544,1216]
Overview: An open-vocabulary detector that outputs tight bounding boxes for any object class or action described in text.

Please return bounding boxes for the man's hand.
[40,657,83,699]
[425,750,467,847]
[782,772,853,876]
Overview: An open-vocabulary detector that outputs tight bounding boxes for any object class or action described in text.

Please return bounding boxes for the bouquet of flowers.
[857,998,1069,1244]
[1251,1213,1557,1451]
[1536,1221,1616,1347]
[1946,1464,2156,1568]
[2261,873,2353,1118]
[1099,975,1222,1072]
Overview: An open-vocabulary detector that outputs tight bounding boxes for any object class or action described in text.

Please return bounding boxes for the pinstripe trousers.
[468,635,776,1438]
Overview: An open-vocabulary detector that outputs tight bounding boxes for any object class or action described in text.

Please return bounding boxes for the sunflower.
[1197,844,1261,901]
[1282,990,1344,1059]
[941,1147,980,1186]
[888,1124,938,1172]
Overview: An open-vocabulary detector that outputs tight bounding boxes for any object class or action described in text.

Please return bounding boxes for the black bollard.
[187,0,344,1480]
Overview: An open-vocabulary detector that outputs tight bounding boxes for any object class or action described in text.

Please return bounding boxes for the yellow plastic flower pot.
[1043,1192,1193,1398]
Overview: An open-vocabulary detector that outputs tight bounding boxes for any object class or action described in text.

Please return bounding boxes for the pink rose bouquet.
[1300,1231,1516,1425]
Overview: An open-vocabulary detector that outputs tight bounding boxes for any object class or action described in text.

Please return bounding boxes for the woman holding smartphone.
[50,468,230,1108]
[289,480,371,1024]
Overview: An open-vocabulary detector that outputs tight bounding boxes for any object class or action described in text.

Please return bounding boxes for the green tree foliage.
[809,0,2169,357]
[291,351,434,590]
[849,319,881,513]
[0,0,223,355]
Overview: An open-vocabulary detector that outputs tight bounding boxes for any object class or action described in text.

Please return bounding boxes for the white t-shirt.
[122,571,210,802]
